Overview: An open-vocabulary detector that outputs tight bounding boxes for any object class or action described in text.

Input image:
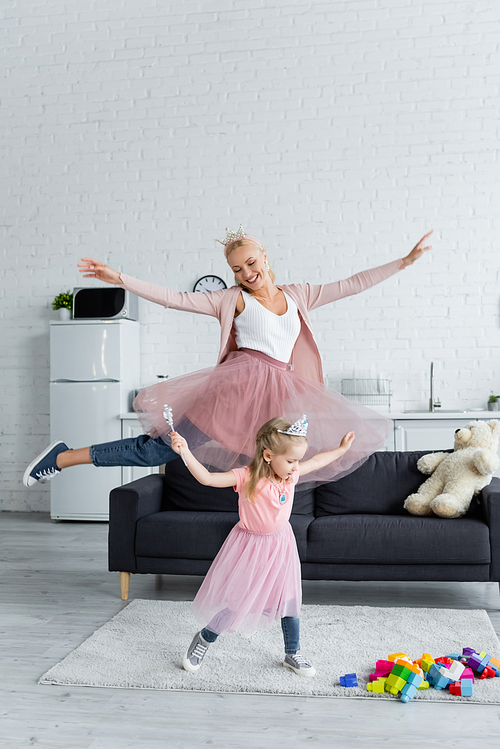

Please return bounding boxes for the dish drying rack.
[341,378,392,409]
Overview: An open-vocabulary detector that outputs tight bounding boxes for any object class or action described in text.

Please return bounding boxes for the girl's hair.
[225,239,276,292]
[246,417,307,502]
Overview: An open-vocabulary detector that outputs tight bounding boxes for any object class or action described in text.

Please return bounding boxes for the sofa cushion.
[315,450,454,516]
[161,458,314,514]
[136,511,239,560]
[306,515,491,565]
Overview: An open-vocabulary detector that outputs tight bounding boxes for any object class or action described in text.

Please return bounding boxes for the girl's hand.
[170,431,188,455]
[401,230,433,268]
[77,258,122,285]
[339,431,355,452]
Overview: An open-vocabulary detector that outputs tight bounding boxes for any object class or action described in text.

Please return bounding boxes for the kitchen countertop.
[122,411,497,421]
[391,411,494,420]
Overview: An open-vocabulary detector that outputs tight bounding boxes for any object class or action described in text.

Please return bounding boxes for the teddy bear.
[403,420,500,519]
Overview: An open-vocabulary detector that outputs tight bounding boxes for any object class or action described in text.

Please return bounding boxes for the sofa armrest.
[108,474,166,573]
[479,477,500,581]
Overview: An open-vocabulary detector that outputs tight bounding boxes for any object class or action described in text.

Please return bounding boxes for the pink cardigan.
[119,258,403,383]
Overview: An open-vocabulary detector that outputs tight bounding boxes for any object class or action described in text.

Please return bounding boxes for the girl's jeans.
[89,434,177,467]
[200,616,301,655]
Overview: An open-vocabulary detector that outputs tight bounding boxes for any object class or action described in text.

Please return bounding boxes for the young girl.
[170,415,355,678]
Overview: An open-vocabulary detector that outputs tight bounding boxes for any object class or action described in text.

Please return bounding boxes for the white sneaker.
[23,441,68,487]
[283,652,316,677]
[183,632,210,673]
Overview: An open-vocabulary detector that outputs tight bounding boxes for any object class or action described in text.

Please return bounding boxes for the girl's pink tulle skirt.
[133,348,392,486]
[192,522,302,634]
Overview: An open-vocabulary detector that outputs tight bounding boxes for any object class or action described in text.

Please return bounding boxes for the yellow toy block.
[417,680,430,690]
[367,678,386,693]
[421,656,435,673]
[385,674,407,695]
[414,652,433,667]
[388,652,409,662]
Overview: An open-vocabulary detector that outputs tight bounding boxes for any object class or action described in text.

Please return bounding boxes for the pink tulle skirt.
[192,521,302,634]
[133,348,392,486]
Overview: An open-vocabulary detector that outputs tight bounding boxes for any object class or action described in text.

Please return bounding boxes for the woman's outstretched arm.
[77,258,227,318]
[303,231,433,311]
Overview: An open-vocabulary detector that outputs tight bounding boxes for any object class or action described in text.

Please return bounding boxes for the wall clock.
[193,275,227,293]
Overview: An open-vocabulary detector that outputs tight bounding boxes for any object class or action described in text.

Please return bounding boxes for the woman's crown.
[215,225,246,247]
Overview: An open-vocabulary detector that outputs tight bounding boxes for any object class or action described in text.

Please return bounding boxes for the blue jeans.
[89,434,178,468]
[201,616,300,655]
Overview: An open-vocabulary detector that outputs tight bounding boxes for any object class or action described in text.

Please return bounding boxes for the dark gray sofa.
[108,450,500,600]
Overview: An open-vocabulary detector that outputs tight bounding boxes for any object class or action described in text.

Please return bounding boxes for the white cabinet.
[393,416,500,478]
[121,418,161,485]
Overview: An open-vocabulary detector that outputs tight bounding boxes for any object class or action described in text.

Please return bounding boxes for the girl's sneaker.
[283,652,316,677]
[183,632,210,673]
[23,441,68,487]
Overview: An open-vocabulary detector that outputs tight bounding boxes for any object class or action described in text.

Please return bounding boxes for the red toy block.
[479,665,496,680]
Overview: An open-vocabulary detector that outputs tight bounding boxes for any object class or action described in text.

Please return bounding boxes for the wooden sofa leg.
[120,572,130,601]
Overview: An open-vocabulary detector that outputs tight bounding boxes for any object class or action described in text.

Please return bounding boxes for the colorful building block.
[420,655,435,673]
[367,678,386,693]
[400,671,424,703]
[440,660,465,682]
[388,652,410,662]
[427,664,452,690]
[385,674,407,695]
[479,665,496,680]
[340,673,358,687]
[369,660,393,681]
[461,667,475,683]
[449,678,474,697]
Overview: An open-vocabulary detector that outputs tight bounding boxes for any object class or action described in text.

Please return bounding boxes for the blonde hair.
[246,417,307,503]
[225,239,276,291]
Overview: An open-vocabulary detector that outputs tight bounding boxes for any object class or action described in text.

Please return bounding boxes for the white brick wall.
[2,0,500,511]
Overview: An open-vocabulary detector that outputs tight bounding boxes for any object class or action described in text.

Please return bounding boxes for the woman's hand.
[170,431,189,455]
[77,258,122,285]
[339,431,355,453]
[401,231,433,268]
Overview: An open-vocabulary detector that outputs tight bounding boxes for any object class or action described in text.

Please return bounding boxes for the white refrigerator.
[50,320,140,521]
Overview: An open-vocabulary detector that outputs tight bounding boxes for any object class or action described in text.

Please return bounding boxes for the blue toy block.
[340,673,358,687]
[460,678,474,697]
[400,683,419,703]
[406,671,423,688]
[428,663,452,690]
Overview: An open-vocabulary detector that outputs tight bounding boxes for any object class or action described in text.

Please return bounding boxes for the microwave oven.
[72,287,139,320]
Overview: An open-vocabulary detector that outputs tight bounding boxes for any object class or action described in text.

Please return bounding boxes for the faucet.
[429,362,441,412]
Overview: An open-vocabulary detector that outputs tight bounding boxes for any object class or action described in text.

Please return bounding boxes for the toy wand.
[163,404,187,467]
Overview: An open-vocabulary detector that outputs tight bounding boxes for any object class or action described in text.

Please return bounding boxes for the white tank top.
[233,290,301,363]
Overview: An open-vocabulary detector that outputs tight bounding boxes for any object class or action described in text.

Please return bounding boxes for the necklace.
[269,476,287,504]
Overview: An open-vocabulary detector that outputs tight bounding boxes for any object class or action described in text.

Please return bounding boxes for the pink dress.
[192,466,302,634]
[125,261,401,486]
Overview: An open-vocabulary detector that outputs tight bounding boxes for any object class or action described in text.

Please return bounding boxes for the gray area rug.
[39,600,500,702]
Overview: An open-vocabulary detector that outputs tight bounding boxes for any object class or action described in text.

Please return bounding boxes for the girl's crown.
[277,414,308,437]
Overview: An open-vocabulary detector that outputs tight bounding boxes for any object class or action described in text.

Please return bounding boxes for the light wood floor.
[1,512,500,749]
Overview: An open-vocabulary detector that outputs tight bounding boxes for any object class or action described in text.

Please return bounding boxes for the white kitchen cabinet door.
[121,419,161,485]
[394,418,500,478]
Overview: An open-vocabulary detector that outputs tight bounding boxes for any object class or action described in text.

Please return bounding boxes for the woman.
[24,227,432,488]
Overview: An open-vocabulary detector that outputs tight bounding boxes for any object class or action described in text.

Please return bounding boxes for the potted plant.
[52,291,73,321]
[488,394,500,411]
